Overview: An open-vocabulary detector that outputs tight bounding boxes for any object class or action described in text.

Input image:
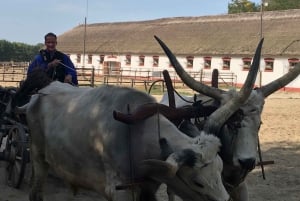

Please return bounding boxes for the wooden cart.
[0,86,30,188]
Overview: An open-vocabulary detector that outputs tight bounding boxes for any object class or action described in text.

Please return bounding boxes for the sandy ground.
[0,91,299,201]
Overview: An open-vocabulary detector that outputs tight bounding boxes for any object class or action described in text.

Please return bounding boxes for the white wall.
[68,53,300,91]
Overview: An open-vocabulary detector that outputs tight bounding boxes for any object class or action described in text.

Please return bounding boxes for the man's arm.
[27,55,45,74]
[62,55,78,85]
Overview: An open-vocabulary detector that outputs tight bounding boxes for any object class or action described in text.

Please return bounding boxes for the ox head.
[114,105,229,201]
[154,35,300,187]
[140,132,229,201]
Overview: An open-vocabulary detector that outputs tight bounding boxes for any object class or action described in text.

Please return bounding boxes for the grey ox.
[155,36,300,201]
[12,69,240,201]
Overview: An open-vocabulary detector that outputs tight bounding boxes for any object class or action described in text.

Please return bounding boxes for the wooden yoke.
[113,103,215,125]
[163,70,176,108]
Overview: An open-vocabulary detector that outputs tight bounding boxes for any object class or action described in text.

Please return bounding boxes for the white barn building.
[57,9,300,91]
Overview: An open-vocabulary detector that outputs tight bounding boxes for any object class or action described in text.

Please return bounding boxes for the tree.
[263,0,300,11]
[0,40,43,62]
[228,0,260,14]
[228,0,300,13]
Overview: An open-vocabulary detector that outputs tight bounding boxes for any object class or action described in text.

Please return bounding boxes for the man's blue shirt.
[28,51,78,85]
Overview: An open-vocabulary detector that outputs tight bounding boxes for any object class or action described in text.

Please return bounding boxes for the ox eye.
[193,180,204,188]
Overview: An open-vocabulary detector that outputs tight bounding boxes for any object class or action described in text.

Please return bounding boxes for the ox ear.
[159,138,174,159]
[167,149,197,168]
[159,138,196,169]
[178,119,200,138]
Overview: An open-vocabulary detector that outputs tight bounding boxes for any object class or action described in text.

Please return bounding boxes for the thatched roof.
[57,9,300,57]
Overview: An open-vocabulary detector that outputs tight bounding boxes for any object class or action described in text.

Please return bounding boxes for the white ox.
[154,35,300,201]
[14,75,231,201]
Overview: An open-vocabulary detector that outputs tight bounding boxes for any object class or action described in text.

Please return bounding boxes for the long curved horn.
[204,38,264,134]
[154,35,224,101]
[237,38,264,102]
[260,63,300,97]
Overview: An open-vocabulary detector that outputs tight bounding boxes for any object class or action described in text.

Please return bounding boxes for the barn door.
[103,61,120,75]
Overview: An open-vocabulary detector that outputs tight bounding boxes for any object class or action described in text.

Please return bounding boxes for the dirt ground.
[0,91,299,201]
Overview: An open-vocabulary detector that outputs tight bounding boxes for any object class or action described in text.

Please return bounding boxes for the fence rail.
[0,65,237,91]
[0,64,27,85]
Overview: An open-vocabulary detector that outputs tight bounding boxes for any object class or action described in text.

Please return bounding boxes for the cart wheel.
[5,125,28,188]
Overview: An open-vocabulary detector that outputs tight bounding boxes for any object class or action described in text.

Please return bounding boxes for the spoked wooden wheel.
[5,125,29,188]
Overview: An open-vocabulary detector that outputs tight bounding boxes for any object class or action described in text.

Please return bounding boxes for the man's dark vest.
[40,50,66,82]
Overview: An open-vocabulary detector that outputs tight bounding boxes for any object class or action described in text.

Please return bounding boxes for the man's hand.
[47,59,61,68]
[64,74,72,84]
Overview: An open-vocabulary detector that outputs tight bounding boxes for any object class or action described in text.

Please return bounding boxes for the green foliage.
[264,0,300,11]
[0,40,43,62]
[228,0,260,14]
[228,0,300,13]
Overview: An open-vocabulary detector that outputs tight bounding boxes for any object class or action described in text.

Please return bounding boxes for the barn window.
[99,55,105,64]
[222,57,231,70]
[242,57,252,71]
[139,55,145,66]
[76,54,81,63]
[288,58,299,69]
[88,54,93,64]
[204,56,211,69]
[153,56,159,67]
[264,58,274,72]
[186,56,194,68]
[125,55,131,65]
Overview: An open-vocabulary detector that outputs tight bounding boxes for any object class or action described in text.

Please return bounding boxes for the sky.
[1,0,261,45]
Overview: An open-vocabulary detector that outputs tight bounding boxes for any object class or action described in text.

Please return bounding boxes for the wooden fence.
[0,64,237,91]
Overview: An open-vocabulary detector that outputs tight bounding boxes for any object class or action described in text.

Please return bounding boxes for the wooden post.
[91,67,95,87]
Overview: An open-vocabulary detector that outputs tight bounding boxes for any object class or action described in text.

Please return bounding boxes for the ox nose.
[238,158,256,170]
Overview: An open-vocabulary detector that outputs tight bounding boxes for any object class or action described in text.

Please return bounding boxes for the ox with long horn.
[154,35,300,201]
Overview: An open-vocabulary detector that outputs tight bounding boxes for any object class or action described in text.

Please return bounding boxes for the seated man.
[27,32,78,86]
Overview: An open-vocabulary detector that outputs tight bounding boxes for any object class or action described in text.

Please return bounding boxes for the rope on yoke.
[115,104,164,197]
[127,104,136,199]
[256,122,275,179]
[257,132,266,180]
[114,104,155,200]
[173,89,195,104]
[115,104,138,201]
